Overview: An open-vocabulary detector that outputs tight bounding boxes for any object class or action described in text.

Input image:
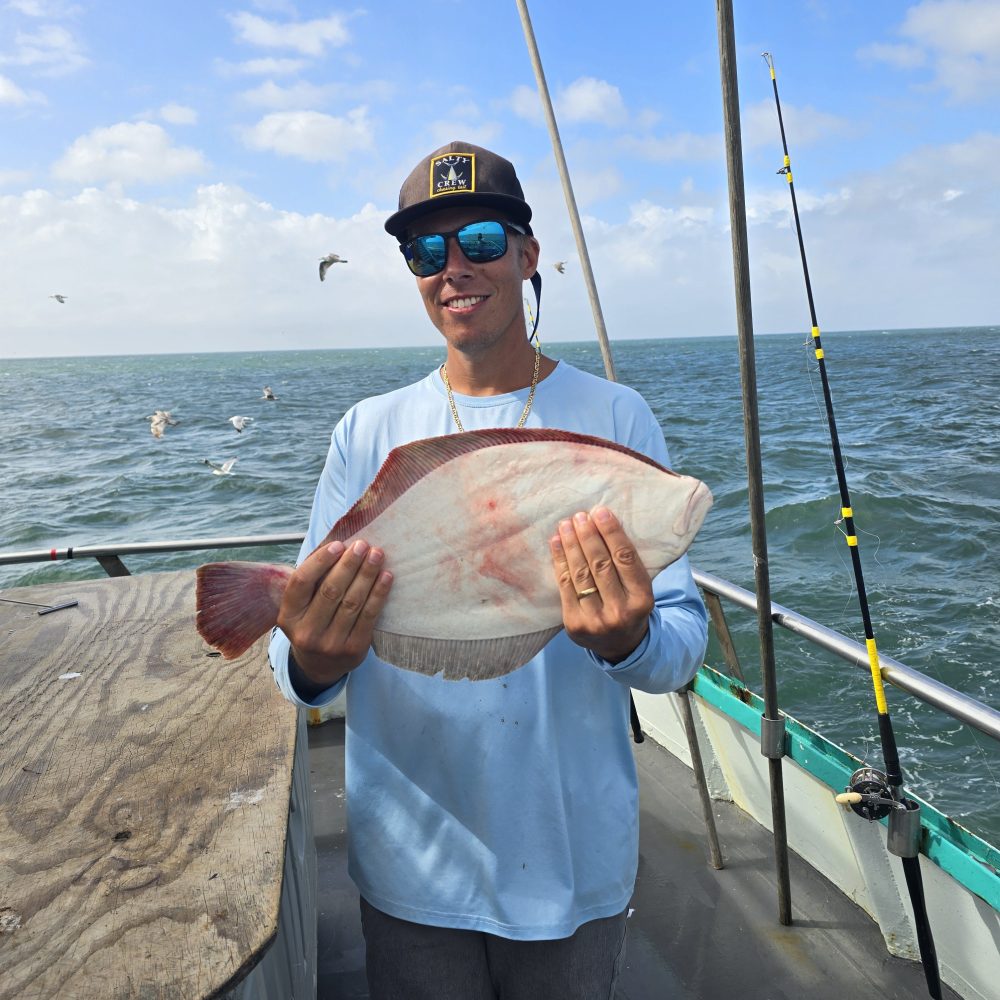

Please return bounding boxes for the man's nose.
[440,235,472,277]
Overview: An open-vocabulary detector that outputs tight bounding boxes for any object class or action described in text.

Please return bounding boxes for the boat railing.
[2,533,998,744]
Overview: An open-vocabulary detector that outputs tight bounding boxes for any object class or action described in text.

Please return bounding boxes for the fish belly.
[346,438,708,680]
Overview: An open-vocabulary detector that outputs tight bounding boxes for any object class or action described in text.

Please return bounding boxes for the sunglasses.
[400,219,528,277]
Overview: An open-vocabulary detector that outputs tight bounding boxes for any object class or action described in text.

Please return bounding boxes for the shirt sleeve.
[268,420,353,709]
[586,421,709,694]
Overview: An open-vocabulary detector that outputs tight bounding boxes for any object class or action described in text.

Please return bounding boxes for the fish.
[195,427,713,680]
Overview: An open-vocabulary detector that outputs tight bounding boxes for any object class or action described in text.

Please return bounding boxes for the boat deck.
[308,718,957,1000]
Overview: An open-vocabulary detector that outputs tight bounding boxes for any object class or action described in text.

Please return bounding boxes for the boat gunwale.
[694,664,1000,911]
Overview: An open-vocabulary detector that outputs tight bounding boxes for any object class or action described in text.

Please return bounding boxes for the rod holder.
[760,714,786,759]
[887,799,923,859]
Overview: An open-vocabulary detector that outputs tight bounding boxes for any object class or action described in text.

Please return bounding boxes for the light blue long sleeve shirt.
[270,360,708,939]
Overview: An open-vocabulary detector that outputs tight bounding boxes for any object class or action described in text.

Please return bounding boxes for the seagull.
[147,410,178,438]
[49,294,68,303]
[319,252,348,281]
[229,415,254,433]
[262,386,278,400]
[553,261,566,274]
[204,458,238,476]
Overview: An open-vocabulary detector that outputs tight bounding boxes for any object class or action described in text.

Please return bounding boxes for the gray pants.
[360,897,628,1000]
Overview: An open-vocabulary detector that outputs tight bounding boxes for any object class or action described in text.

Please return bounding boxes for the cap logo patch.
[429,153,475,199]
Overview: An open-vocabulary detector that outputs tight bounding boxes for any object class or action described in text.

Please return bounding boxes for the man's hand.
[549,507,653,664]
[276,538,393,686]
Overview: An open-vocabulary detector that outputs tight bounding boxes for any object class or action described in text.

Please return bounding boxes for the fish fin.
[328,427,674,544]
[372,626,563,680]
[195,562,291,660]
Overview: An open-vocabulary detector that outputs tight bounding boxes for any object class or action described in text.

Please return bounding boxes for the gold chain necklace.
[441,340,541,432]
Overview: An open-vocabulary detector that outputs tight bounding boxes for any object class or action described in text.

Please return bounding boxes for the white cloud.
[3,131,997,359]
[619,132,721,163]
[0,184,421,357]
[745,131,1000,333]
[425,120,501,150]
[240,79,335,109]
[857,41,927,70]
[0,73,35,104]
[558,77,627,127]
[742,98,855,150]
[7,1,82,16]
[0,24,88,76]
[216,56,309,77]
[228,11,352,56]
[865,1,1000,101]
[240,78,395,109]
[52,122,207,186]
[241,108,374,162]
[508,77,628,128]
[0,168,33,187]
[509,84,542,125]
[904,1,1000,100]
[159,103,198,125]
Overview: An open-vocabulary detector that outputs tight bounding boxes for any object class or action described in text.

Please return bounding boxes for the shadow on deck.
[307,719,952,1000]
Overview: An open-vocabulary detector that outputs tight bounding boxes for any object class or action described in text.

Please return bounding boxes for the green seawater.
[2,326,998,842]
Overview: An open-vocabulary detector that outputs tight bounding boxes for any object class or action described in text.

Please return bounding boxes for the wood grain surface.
[0,571,298,999]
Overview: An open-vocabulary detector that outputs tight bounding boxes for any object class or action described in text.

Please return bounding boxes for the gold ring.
[576,587,599,598]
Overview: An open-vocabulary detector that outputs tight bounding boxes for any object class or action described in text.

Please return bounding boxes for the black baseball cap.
[385,141,533,240]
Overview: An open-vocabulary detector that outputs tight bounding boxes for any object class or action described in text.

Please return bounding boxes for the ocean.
[2,326,998,845]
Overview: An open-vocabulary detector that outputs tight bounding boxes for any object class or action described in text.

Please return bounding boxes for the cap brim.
[385,192,532,239]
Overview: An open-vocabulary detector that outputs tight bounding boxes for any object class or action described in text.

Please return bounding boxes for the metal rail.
[2,535,997,743]
[0,534,304,565]
[694,569,1000,744]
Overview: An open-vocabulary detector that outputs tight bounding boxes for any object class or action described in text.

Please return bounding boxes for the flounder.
[195,427,712,679]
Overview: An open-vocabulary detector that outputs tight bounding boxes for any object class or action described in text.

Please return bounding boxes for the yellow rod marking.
[786,171,793,184]
[867,638,889,713]
[812,326,821,338]
[815,348,825,359]
[846,535,858,546]
[842,506,853,518]
[784,155,790,168]
[770,66,776,80]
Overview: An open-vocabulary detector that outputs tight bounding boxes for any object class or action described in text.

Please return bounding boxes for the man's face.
[406,205,539,356]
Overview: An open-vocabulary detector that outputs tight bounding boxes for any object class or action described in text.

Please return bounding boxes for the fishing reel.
[835,766,901,821]
[836,767,924,861]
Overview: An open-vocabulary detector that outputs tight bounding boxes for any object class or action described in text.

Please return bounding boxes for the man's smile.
[443,295,489,312]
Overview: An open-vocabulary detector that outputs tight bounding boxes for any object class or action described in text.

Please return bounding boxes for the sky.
[1,0,998,358]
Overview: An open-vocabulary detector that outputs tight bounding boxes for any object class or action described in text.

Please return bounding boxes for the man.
[269,141,707,998]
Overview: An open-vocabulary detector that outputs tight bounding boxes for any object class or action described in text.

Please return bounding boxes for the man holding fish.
[268,142,709,998]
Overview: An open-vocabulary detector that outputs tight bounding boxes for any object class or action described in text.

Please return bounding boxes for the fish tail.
[195,561,291,659]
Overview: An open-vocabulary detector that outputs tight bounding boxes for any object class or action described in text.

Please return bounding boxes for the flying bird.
[229,415,254,433]
[553,262,566,274]
[319,252,348,281]
[49,294,68,303]
[148,410,178,438]
[204,458,238,476]
[262,386,277,400]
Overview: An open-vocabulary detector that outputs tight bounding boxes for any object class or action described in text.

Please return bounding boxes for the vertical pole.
[714,0,792,924]
[513,0,617,382]
[514,0,724,869]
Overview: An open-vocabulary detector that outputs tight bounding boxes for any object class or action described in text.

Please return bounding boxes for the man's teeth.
[447,296,485,309]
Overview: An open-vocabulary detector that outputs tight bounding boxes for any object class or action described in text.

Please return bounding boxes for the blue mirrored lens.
[456,221,508,262]
[404,235,446,276]
[402,220,511,276]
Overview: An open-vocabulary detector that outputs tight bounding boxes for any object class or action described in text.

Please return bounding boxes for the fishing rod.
[761,52,941,999]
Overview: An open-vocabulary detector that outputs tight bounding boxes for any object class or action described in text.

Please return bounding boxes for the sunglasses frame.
[400,219,528,277]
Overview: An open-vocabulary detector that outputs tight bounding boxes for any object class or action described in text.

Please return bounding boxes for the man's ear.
[520,235,540,278]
